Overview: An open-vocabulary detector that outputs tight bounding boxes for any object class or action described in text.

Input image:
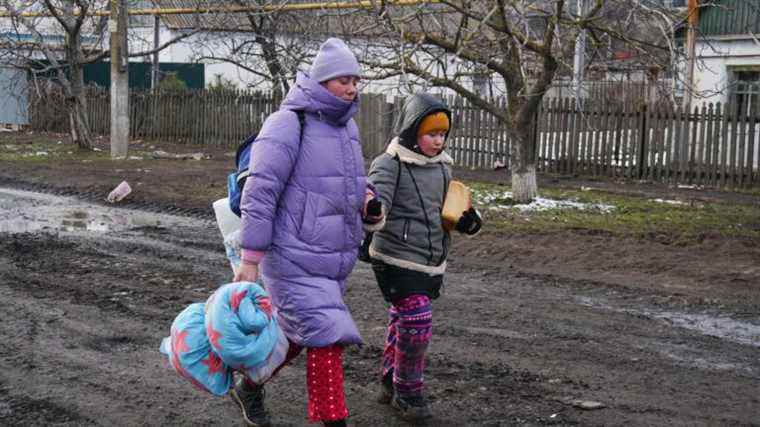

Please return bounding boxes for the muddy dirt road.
[1,187,758,426]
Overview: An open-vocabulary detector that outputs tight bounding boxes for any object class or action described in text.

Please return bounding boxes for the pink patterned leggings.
[381,294,433,397]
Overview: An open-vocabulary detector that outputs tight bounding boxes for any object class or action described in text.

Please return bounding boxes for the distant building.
[688,0,760,114]
[0,66,27,127]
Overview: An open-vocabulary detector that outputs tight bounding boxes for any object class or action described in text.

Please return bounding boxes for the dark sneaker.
[377,372,394,404]
[229,378,272,427]
[391,393,432,422]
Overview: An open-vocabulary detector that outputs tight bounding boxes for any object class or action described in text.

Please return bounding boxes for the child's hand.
[363,192,384,223]
[366,198,382,217]
[455,207,482,235]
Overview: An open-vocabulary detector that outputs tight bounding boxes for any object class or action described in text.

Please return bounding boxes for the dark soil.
[1,132,758,426]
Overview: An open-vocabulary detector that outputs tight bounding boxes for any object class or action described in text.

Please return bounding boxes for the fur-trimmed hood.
[395,93,453,151]
[385,137,453,166]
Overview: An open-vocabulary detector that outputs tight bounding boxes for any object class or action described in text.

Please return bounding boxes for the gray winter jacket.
[368,94,454,275]
[368,141,452,274]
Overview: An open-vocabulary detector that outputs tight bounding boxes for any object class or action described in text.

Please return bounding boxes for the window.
[730,68,760,117]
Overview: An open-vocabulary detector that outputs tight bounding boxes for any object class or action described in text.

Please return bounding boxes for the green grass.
[467,181,760,243]
[0,137,154,162]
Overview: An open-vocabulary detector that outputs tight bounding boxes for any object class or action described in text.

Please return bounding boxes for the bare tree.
[154,0,335,100]
[358,0,684,202]
[0,1,197,149]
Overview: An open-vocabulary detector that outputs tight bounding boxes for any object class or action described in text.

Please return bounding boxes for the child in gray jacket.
[367,93,481,421]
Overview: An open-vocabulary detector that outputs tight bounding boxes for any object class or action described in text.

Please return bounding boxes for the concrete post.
[110,0,129,159]
[152,15,160,89]
[682,0,699,111]
[572,0,587,109]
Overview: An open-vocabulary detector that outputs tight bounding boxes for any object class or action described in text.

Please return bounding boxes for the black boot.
[229,377,272,427]
[392,393,432,422]
[324,419,347,427]
[377,371,394,404]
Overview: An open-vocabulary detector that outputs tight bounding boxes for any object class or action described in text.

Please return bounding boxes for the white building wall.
[693,38,760,105]
[130,27,262,88]
[131,26,502,97]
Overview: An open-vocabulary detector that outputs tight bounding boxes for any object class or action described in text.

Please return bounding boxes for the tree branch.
[82,28,201,64]
[42,0,72,33]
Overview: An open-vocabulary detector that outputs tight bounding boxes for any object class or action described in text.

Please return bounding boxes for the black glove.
[366,198,382,217]
[455,207,482,235]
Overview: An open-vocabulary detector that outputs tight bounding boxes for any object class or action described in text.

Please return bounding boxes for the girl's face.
[323,76,360,102]
[417,131,447,157]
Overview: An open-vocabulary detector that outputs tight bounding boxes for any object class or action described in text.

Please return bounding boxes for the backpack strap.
[440,163,450,205]
[385,154,402,217]
[283,109,307,185]
[296,110,306,139]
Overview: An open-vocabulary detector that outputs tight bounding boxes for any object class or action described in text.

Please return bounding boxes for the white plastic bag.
[212,198,242,274]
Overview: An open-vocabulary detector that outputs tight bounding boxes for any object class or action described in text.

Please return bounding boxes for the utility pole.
[110,0,129,159]
[682,0,699,110]
[572,0,587,109]
[152,15,160,89]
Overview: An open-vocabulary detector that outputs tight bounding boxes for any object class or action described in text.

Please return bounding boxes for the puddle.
[0,187,198,235]
[577,296,760,348]
[657,342,754,374]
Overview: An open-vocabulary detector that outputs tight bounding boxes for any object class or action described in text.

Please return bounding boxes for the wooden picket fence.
[28,88,760,189]
[91,89,279,144]
[533,99,760,188]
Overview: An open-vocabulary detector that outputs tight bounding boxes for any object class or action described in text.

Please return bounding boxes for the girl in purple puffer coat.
[230,38,382,427]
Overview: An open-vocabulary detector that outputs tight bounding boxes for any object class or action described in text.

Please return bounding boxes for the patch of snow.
[516,197,615,213]
[474,190,614,213]
[652,198,686,205]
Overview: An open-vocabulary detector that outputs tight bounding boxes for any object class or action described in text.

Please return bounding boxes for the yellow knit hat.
[416,112,450,139]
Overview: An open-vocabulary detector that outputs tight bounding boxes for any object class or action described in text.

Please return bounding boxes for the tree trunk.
[510,120,538,203]
[242,10,289,101]
[512,164,537,203]
[68,94,93,150]
[259,37,288,101]
[66,33,94,150]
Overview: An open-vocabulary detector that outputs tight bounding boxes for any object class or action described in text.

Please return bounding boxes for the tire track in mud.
[0,286,96,425]
[410,262,760,425]
[0,227,229,319]
[0,175,214,221]
[0,385,95,425]
[0,259,236,425]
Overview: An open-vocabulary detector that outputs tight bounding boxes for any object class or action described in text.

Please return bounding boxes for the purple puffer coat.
[239,72,365,347]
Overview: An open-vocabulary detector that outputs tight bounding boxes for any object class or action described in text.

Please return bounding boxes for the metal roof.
[698,0,760,37]
[148,0,425,33]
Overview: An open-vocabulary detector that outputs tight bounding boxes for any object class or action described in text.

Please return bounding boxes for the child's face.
[323,75,360,102]
[417,131,447,157]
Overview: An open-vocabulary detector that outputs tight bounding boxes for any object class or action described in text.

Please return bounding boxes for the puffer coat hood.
[238,71,365,347]
[281,71,359,125]
[395,93,452,151]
